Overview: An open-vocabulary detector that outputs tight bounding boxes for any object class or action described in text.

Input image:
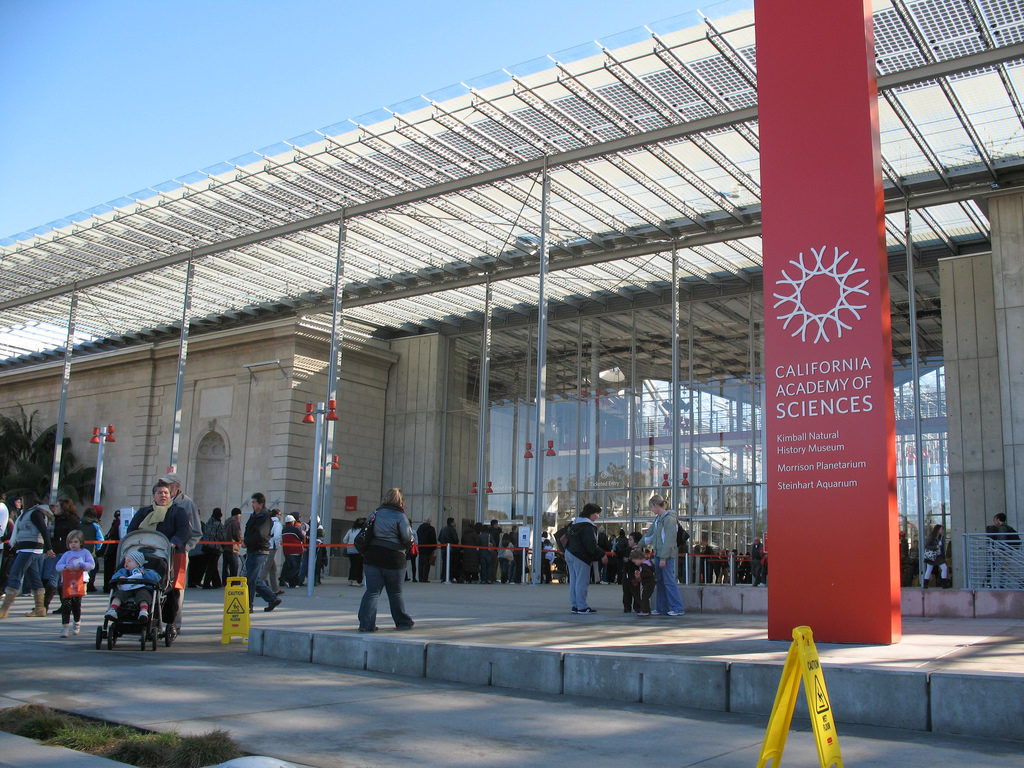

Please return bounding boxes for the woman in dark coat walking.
[356,489,414,633]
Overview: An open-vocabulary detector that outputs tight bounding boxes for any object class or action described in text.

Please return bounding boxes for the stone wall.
[0,321,396,538]
[382,334,447,527]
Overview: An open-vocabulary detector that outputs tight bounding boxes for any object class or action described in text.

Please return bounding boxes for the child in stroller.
[105,549,160,621]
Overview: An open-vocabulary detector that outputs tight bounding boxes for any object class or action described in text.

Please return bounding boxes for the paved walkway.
[1,579,1022,768]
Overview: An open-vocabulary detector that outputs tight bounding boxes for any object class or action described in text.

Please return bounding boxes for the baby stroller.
[95,529,173,651]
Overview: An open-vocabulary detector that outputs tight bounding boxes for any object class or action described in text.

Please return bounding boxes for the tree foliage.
[0,405,94,503]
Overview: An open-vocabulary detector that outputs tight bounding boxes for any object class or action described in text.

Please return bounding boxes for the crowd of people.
[0,475,331,632]
[0,478,768,634]
[10,476,1014,637]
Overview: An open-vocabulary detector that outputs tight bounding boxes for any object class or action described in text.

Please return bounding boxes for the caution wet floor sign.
[757,625,843,768]
[221,577,250,644]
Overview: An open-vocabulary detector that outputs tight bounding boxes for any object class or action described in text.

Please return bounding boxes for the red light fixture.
[682,471,690,486]
[470,481,478,494]
[523,442,534,459]
[662,473,670,487]
[330,455,340,470]
[105,425,116,442]
[326,399,339,421]
[90,427,101,444]
[485,481,493,493]
[545,440,556,456]
[302,403,315,423]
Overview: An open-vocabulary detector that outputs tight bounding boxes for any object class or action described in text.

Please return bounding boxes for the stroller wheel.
[107,631,115,650]
[139,634,147,652]
[164,624,176,647]
[151,631,157,651]
[95,627,103,650]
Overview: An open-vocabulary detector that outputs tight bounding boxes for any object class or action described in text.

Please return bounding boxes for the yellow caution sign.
[757,625,843,768]
[221,577,250,644]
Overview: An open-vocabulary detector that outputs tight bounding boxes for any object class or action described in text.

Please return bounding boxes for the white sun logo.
[773,245,869,344]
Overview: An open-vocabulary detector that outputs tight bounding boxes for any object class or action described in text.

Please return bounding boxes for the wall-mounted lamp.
[523,442,534,459]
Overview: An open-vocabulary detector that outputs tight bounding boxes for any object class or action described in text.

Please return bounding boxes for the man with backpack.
[676,522,690,584]
[201,508,226,589]
[437,517,459,583]
[222,508,243,582]
[565,503,607,615]
[243,493,281,612]
[643,494,686,616]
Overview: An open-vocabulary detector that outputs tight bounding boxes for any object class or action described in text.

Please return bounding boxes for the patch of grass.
[174,730,244,768]
[107,731,181,767]
[49,723,143,752]
[5,704,69,740]
[1,705,245,768]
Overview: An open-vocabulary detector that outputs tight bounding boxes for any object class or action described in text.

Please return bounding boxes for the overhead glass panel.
[1,1,1022,366]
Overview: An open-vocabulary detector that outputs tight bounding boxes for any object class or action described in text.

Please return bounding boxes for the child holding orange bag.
[54,530,95,637]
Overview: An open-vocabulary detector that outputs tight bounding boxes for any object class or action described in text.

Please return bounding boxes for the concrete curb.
[0,730,138,768]
[250,627,1024,742]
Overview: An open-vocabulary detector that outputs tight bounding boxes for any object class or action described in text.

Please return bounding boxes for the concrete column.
[990,190,1024,529]
[941,251,1004,565]
[382,334,448,524]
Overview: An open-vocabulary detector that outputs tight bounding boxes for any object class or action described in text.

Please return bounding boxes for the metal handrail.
[962,532,1024,590]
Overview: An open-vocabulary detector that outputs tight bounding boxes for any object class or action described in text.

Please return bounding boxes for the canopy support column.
[168,258,195,473]
[48,292,78,505]
[476,276,492,523]
[906,205,927,584]
[671,246,680,508]
[531,165,550,585]
[311,216,347,593]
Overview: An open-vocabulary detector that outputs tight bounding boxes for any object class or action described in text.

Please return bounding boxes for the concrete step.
[249,625,1024,743]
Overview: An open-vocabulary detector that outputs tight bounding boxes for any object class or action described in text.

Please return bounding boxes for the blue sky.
[0,0,738,240]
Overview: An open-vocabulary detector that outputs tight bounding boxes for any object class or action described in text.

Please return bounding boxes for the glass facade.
[442,274,948,575]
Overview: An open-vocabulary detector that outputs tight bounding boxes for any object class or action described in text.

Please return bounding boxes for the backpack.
[91,521,104,556]
[203,520,225,554]
[555,524,572,552]
[676,523,690,551]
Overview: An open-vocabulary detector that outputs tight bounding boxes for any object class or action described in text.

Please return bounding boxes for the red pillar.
[756,0,901,643]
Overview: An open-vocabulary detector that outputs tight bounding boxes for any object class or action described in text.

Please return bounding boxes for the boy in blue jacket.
[104,550,160,621]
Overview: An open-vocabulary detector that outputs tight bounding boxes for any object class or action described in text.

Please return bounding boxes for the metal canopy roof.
[1,0,1022,370]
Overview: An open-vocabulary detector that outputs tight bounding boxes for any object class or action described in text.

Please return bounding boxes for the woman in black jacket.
[127,480,192,628]
[356,488,414,632]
